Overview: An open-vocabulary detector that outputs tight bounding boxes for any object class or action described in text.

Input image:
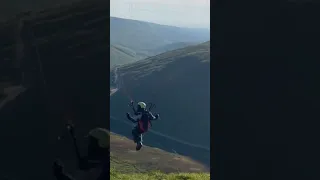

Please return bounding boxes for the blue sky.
[110,0,210,29]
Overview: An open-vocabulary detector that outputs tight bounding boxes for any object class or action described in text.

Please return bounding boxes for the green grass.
[110,168,210,180]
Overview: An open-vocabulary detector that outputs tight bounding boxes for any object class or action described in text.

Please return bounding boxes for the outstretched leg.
[136,133,143,151]
[132,126,139,143]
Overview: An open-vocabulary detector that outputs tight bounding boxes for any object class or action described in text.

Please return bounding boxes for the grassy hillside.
[110,133,210,180]
[110,17,210,68]
[149,42,197,56]
[110,41,210,166]
[112,42,188,69]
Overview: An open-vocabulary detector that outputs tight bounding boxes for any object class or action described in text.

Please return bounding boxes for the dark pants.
[132,126,143,144]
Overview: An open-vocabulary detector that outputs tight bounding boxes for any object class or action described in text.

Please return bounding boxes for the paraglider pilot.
[126,101,159,150]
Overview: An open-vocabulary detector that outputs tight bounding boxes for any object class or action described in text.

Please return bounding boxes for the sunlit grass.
[110,168,210,180]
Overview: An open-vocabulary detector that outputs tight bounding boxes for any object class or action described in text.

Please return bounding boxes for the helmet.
[88,128,110,149]
[137,102,147,109]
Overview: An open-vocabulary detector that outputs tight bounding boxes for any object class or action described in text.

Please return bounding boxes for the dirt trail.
[110,66,119,96]
[110,88,118,96]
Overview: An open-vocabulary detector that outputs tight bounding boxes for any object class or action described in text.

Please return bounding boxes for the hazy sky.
[110,0,210,29]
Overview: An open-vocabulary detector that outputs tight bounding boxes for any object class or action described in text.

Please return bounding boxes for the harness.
[137,112,152,133]
[138,120,151,133]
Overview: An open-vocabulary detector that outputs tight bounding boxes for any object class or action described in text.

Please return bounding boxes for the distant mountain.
[110,41,210,166]
[110,16,210,67]
[110,17,209,52]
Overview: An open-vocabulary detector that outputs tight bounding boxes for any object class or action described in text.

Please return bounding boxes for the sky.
[110,0,210,29]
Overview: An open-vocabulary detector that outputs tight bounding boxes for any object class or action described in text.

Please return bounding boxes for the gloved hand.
[155,114,160,119]
[126,112,131,119]
[129,101,134,107]
[53,160,64,177]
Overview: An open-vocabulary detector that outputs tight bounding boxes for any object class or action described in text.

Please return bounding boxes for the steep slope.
[110,17,210,67]
[110,41,210,166]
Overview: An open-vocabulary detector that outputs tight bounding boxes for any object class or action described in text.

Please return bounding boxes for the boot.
[136,142,143,151]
